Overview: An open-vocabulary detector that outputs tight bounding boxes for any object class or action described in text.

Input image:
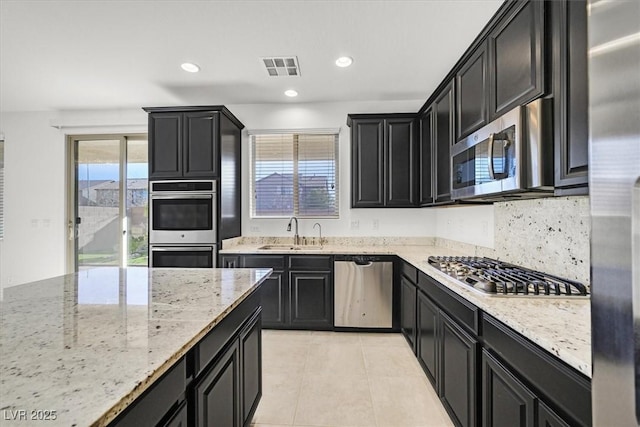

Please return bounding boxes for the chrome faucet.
[287,216,300,245]
[313,222,323,247]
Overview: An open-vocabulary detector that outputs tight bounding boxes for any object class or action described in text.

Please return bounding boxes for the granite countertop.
[0,267,271,427]
[221,243,591,378]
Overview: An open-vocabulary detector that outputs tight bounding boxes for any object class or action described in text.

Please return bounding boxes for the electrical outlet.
[350,220,360,230]
[481,220,488,235]
[372,219,379,230]
[250,226,260,232]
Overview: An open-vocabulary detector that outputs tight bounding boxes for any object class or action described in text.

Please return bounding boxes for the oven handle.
[150,194,213,200]
[488,132,496,180]
[151,246,214,252]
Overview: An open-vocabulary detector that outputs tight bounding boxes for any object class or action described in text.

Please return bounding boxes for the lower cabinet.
[230,254,334,330]
[400,275,417,350]
[417,290,438,388]
[289,271,333,329]
[110,290,262,427]
[483,349,536,427]
[440,312,478,427]
[195,340,241,427]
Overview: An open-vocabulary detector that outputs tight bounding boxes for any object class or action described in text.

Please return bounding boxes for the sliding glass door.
[69,135,148,270]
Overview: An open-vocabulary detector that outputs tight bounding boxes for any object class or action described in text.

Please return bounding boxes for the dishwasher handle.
[353,260,374,267]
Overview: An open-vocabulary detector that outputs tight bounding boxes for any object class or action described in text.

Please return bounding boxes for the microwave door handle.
[488,132,496,180]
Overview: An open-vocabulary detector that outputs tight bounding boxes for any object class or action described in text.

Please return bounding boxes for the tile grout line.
[290,334,313,426]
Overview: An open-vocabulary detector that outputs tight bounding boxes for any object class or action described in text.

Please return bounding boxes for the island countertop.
[0,267,271,426]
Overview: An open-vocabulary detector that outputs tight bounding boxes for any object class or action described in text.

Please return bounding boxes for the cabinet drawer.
[196,290,260,376]
[401,261,418,283]
[242,255,286,270]
[289,255,332,271]
[417,271,479,335]
[112,358,186,427]
[482,314,591,427]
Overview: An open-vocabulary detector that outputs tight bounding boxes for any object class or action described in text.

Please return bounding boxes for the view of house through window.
[250,132,339,217]
[73,135,148,269]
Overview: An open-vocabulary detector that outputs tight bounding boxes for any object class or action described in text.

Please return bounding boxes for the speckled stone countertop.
[221,243,591,378]
[0,267,271,426]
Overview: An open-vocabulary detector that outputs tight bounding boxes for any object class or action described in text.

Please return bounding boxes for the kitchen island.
[0,267,271,426]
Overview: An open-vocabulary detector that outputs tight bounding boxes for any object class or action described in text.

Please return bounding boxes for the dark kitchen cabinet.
[440,311,478,427]
[456,43,489,139]
[400,275,417,351]
[144,106,244,240]
[417,290,438,387]
[551,0,589,193]
[240,310,262,425]
[163,402,187,427]
[195,340,241,427]
[230,254,333,330]
[418,109,434,206]
[220,255,241,268]
[538,402,571,427]
[348,114,416,208]
[488,0,545,119]
[483,349,536,427]
[433,82,454,203]
[289,271,333,329]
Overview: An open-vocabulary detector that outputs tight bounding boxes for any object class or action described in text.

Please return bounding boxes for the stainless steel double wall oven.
[149,180,217,268]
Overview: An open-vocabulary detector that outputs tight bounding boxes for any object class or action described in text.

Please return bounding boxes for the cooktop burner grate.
[427,256,588,297]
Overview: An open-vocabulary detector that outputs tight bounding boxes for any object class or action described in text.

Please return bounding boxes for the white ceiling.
[0,0,503,113]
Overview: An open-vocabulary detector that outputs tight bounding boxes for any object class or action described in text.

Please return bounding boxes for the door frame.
[65,133,146,273]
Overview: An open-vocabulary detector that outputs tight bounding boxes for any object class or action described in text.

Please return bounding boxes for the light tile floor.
[251,330,454,427]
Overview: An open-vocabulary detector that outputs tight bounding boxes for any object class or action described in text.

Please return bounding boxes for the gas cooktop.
[427,256,589,297]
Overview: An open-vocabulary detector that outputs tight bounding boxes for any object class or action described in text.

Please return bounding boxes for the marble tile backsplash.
[492,196,590,286]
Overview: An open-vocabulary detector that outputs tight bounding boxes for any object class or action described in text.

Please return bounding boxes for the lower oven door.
[150,245,217,268]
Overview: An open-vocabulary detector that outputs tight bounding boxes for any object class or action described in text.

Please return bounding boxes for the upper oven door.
[451,105,521,200]
[149,193,217,244]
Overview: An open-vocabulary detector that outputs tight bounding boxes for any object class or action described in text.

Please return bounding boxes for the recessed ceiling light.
[181,62,200,73]
[335,56,353,68]
[284,89,298,97]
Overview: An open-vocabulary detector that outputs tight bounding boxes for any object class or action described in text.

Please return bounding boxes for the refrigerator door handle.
[633,177,640,423]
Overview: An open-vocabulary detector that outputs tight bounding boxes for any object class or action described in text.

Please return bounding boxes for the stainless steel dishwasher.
[334,255,393,328]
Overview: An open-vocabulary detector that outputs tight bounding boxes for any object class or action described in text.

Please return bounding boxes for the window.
[250,132,339,218]
[0,137,4,239]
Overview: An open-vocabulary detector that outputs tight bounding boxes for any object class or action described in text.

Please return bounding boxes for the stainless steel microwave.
[149,180,217,245]
[451,98,554,200]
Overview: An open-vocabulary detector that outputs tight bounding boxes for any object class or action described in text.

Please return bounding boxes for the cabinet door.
[162,401,188,427]
[289,271,333,329]
[183,111,219,178]
[489,0,545,119]
[351,119,385,207]
[386,118,416,206]
[417,290,438,388]
[538,401,570,427]
[418,110,434,206]
[220,255,240,268]
[552,0,588,191]
[440,312,478,427]
[195,341,241,427]
[434,82,454,203]
[456,43,488,139]
[483,349,536,427]
[260,271,287,328]
[241,310,262,426]
[149,112,183,179]
[400,276,417,352]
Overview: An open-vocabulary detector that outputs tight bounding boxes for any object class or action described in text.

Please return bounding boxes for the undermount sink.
[258,244,323,251]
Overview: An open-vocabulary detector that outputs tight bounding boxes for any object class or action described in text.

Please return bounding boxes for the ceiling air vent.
[261,56,301,77]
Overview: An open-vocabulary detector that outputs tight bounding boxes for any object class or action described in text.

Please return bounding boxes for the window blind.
[250,132,338,218]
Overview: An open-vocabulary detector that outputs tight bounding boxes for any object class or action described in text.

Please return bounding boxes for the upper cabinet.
[348,114,416,208]
[144,106,244,239]
[456,43,488,140]
[433,81,455,204]
[145,106,243,181]
[455,0,545,141]
[488,0,545,120]
[418,109,434,206]
[551,0,589,193]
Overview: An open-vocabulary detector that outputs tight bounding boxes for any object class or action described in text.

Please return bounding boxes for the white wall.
[0,109,146,289]
[434,204,495,248]
[228,100,439,239]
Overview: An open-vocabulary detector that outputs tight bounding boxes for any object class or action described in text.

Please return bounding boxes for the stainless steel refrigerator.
[589,0,640,424]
